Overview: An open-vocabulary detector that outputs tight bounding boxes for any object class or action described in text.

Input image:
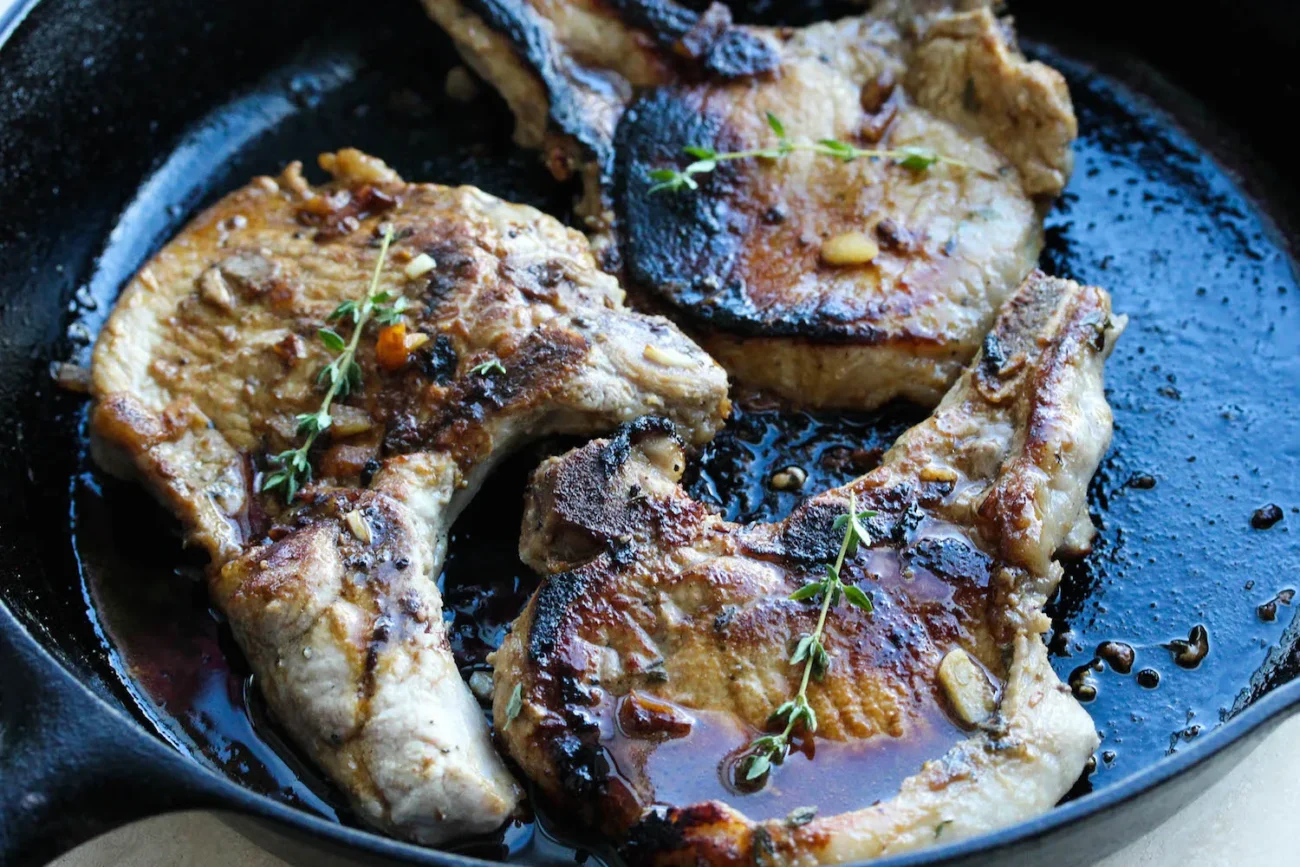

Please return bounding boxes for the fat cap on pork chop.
[89,149,730,844]
[493,270,1122,864]
[420,0,1077,408]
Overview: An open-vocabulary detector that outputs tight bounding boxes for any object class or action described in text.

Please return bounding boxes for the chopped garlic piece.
[770,466,807,491]
[937,648,997,726]
[404,252,436,280]
[468,671,494,702]
[345,510,373,546]
[820,232,880,266]
[330,405,374,437]
[919,464,958,483]
[198,267,235,312]
[643,344,695,368]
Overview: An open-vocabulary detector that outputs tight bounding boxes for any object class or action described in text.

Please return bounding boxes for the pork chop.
[89,149,730,844]
[493,270,1121,864]
[420,0,1076,408]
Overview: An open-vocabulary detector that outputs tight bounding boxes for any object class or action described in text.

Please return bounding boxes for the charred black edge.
[605,0,779,78]
[771,483,921,565]
[596,415,679,479]
[389,324,589,455]
[460,1,904,343]
[526,416,678,663]
[528,568,591,663]
[905,535,993,586]
[981,331,1008,377]
[622,807,689,863]
[549,727,613,804]
[614,89,914,345]
[458,0,776,223]
[460,0,619,187]
[615,87,759,333]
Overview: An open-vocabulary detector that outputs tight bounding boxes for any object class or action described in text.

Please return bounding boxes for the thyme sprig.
[742,493,877,784]
[262,226,401,502]
[649,112,971,194]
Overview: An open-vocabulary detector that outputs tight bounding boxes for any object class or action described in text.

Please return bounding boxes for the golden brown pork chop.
[89,149,730,844]
[421,0,1076,408]
[493,270,1121,864]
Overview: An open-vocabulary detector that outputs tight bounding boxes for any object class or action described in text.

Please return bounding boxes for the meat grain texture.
[89,149,730,844]
[495,271,1124,865]
[421,0,1077,408]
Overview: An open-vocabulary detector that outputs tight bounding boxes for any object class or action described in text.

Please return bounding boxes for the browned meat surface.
[420,0,1076,408]
[493,271,1123,864]
[89,149,730,844]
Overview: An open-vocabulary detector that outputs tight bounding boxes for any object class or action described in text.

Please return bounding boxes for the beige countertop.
[49,714,1300,867]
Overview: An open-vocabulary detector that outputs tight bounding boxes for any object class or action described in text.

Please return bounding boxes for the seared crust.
[423,0,777,258]
[420,0,1077,408]
[495,271,1123,864]
[89,150,730,844]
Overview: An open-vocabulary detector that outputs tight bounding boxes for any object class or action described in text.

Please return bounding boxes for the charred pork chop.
[493,271,1121,864]
[421,0,1076,407]
[89,149,730,844]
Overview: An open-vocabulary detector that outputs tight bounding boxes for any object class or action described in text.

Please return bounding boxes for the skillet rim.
[1,0,1298,863]
[4,596,1300,866]
[0,0,34,48]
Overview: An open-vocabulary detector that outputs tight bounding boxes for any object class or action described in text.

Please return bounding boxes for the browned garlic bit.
[344,510,373,545]
[377,323,431,371]
[198,267,235,312]
[468,671,494,703]
[50,361,92,393]
[329,405,375,437]
[769,466,807,491]
[820,231,879,266]
[404,252,437,280]
[938,648,997,726]
[643,344,696,368]
[919,464,958,483]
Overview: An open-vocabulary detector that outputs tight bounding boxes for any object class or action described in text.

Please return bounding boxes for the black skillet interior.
[1,0,1299,864]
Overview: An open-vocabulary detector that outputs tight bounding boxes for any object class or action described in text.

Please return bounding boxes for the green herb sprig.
[648,112,971,195]
[471,359,506,376]
[262,226,403,502]
[742,493,877,784]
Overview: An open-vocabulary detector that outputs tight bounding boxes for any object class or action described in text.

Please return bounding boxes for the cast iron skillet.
[2,0,1299,865]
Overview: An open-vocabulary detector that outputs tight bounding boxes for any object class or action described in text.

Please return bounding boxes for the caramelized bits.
[376,323,430,371]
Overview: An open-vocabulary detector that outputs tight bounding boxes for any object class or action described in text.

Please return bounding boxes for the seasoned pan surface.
[2,0,1299,864]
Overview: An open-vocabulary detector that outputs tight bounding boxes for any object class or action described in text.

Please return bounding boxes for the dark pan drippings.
[598,698,965,824]
[73,469,346,821]
[61,16,1300,867]
[551,503,984,826]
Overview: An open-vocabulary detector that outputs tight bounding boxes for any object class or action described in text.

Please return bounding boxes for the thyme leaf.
[740,493,877,787]
[261,226,397,502]
[504,683,524,728]
[648,112,975,195]
[318,327,346,352]
[471,359,507,376]
[786,806,818,828]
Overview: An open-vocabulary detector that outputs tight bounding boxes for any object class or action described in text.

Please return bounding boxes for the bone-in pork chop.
[89,149,730,844]
[421,0,1076,408]
[493,270,1121,864]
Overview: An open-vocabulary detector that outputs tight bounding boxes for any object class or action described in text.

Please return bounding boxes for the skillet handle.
[0,611,218,867]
